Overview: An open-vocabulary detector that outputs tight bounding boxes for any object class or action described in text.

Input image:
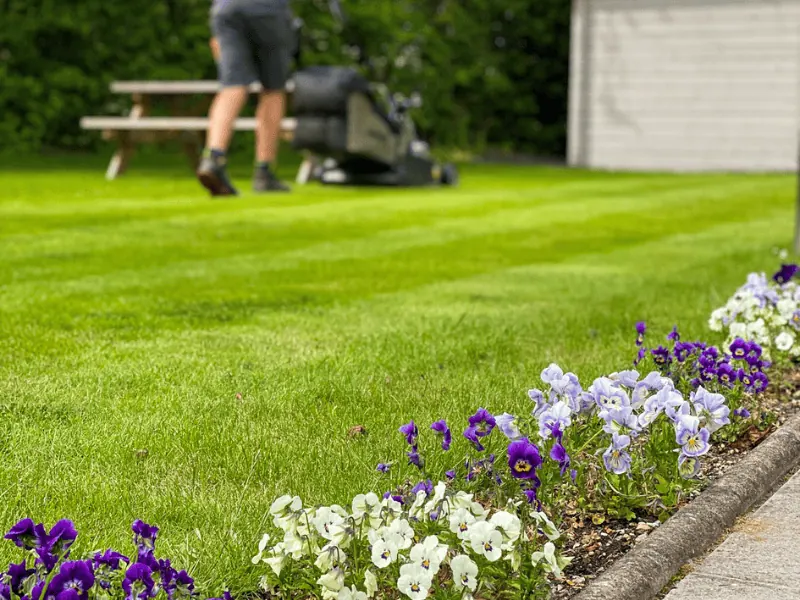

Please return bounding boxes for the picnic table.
[80,80,299,181]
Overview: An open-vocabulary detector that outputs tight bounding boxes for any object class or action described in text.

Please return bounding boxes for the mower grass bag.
[290,66,457,187]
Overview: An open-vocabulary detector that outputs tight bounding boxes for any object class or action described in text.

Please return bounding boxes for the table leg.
[105,132,135,180]
[106,94,148,179]
[296,153,318,185]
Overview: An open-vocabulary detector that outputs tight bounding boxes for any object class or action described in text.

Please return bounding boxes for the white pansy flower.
[531,512,561,541]
[776,331,795,351]
[388,519,415,549]
[364,570,378,598]
[449,491,474,510]
[270,495,301,516]
[283,530,306,559]
[409,535,448,575]
[338,586,368,600]
[709,308,726,332]
[468,521,503,562]
[489,511,521,546]
[370,538,399,568]
[397,564,433,600]
[470,501,488,519]
[251,533,270,564]
[315,544,347,572]
[450,555,478,592]
[449,508,476,540]
[314,507,346,541]
[531,542,570,579]
[409,490,428,520]
[352,493,381,519]
[327,523,352,549]
[264,542,287,577]
[381,496,403,520]
[317,568,345,594]
[729,322,747,340]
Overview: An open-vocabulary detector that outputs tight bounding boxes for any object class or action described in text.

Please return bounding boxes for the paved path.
[664,470,800,600]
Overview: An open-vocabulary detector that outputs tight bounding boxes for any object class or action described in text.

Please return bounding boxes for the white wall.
[568,0,800,172]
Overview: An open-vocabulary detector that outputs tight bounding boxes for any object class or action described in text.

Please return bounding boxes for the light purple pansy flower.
[691,387,730,433]
[602,434,632,475]
[675,415,711,458]
[538,401,572,440]
[589,377,631,411]
[496,413,522,440]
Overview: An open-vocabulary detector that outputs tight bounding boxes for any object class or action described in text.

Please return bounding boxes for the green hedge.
[0,0,570,156]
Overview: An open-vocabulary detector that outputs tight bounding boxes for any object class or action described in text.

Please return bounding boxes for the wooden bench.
[80,80,301,181]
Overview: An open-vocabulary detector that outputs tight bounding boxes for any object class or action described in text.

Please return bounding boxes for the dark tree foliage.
[0,0,570,155]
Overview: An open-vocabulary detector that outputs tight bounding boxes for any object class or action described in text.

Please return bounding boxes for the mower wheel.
[440,163,459,186]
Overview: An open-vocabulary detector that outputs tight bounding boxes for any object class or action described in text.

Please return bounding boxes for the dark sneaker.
[253,168,290,192]
[197,156,239,197]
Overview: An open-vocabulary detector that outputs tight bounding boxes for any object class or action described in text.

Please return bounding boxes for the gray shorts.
[211,0,294,91]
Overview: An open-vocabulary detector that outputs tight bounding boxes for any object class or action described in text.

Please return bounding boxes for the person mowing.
[197,0,293,196]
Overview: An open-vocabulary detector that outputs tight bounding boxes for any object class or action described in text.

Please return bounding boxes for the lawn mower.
[287,3,459,187]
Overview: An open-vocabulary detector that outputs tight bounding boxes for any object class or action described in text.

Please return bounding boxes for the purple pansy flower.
[734,407,751,418]
[549,442,571,477]
[634,347,647,367]
[716,362,736,387]
[48,560,95,600]
[398,421,418,446]
[667,326,680,342]
[376,463,391,473]
[773,263,799,284]
[411,480,433,496]
[4,519,42,550]
[430,420,452,450]
[602,434,632,475]
[463,426,485,451]
[745,341,762,364]
[651,346,671,367]
[407,447,422,468]
[635,321,647,346]
[93,550,129,571]
[468,408,496,437]
[752,371,769,393]
[507,438,542,480]
[445,470,456,480]
[47,520,78,556]
[172,571,194,599]
[673,342,693,363]
[122,563,155,600]
[7,561,34,595]
[729,338,748,360]
[0,583,9,600]
[131,521,158,557]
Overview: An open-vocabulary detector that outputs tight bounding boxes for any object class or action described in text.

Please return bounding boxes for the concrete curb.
[573,412,800,600]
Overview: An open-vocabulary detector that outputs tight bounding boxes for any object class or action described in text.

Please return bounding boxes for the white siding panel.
[568,0,800,172]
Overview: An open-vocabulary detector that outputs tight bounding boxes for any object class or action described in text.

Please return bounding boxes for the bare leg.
[206,86,248,152]
[255,90,285,163]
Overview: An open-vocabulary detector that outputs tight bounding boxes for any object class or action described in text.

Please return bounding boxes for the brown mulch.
[551,375,800,599]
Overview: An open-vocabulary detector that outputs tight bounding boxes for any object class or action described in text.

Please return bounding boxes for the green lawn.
[0,154,795,593]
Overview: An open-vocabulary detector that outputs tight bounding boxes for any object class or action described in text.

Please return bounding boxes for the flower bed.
[5,262,800,600]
